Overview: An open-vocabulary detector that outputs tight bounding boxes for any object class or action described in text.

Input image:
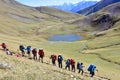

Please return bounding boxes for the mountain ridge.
[50,1,98,12]
[77,0,120,15]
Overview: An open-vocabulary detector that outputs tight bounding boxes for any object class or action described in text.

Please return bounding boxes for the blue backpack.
[87,64,94,71]
[66,59,70,66]
[58,55,63,62]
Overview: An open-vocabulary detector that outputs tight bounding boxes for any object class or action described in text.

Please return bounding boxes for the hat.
[40,48,43,50]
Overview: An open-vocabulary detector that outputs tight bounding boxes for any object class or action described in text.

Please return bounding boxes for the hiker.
[78,62,84,75]
[38,48,45,63]
[65,59,71,71]
[87,64,97,77]
[58,54,63,68]
[32,48,37,60]
[70,58,76,72]
[50,54,57,66]
[5,49,12,55]
[1,43,7,51]
[26,46,31,57]
[19,45,25,57]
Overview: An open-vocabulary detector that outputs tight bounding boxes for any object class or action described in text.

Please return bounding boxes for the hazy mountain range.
[50,1,98,12]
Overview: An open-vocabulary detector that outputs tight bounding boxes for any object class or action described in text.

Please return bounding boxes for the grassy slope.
[80,3,120,80]
[38,6,85,23]
[0,0,85,40]
[0,0,120,80]
[0,35,107,80]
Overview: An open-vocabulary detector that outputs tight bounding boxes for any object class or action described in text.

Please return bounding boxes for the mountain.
[71,1,98,12]
[73,2,120,31]
[50,3,74,12]
[50,1,98,12]
[77,0,120,15]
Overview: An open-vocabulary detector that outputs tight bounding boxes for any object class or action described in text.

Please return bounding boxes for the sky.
[15,0,101,7]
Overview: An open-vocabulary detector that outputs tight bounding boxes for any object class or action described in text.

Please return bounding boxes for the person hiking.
[38,48,45,63]
[19,45,25,57]
[6,49,12,55]
[65,59,71,71]
[70,58,75,72]
[1,43,7,51]
[50,54,57,66]
[32,48,37,60]
[26,46,31,57]
[78,62,84,75]
[58,54,63,68]
[87,64,97,77]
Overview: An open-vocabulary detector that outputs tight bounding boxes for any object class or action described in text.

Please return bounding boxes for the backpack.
[77,62,80,69]
[51,54,57,61]
[19,45,25,51]
[66,59,70,66]
[2,43,7,49]
[87,64,94,71]
[38,49,44,57]
[70,59,75,65]
[58,55,63,62]
[26,46,31,52]
[32,48,37,55]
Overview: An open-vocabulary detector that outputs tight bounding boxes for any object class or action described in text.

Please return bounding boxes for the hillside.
[0,0,120,80]
[77,0,120,15]
[0,0,86,41]
[73,2,120,31]
[35,6,83,22]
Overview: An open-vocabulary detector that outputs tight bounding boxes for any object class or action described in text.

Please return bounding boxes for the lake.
[49,34,82,42]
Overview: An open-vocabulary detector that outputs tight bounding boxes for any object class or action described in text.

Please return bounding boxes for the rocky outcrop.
[0,61,13,70]
[91,13,115,30]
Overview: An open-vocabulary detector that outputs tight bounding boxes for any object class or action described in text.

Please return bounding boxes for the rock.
[74,78,77,80]
[0,61,13,70]
[70,75,74,78]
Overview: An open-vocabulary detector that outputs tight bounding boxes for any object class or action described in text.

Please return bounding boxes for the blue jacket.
[26,46,31,52]
[66,59,70,66]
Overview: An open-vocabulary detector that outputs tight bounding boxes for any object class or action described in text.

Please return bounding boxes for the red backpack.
[51,54,57,61]
[70,58,75,65]
[1,43,7,49]
[38,49,44,57]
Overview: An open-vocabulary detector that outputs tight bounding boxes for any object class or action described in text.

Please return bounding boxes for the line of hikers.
[0,42,97,77]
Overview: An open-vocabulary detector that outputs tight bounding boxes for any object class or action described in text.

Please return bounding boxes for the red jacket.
[70,59,75,65]
[38,49,44,57]
[51,54,57,61]
[1,43,7,49]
